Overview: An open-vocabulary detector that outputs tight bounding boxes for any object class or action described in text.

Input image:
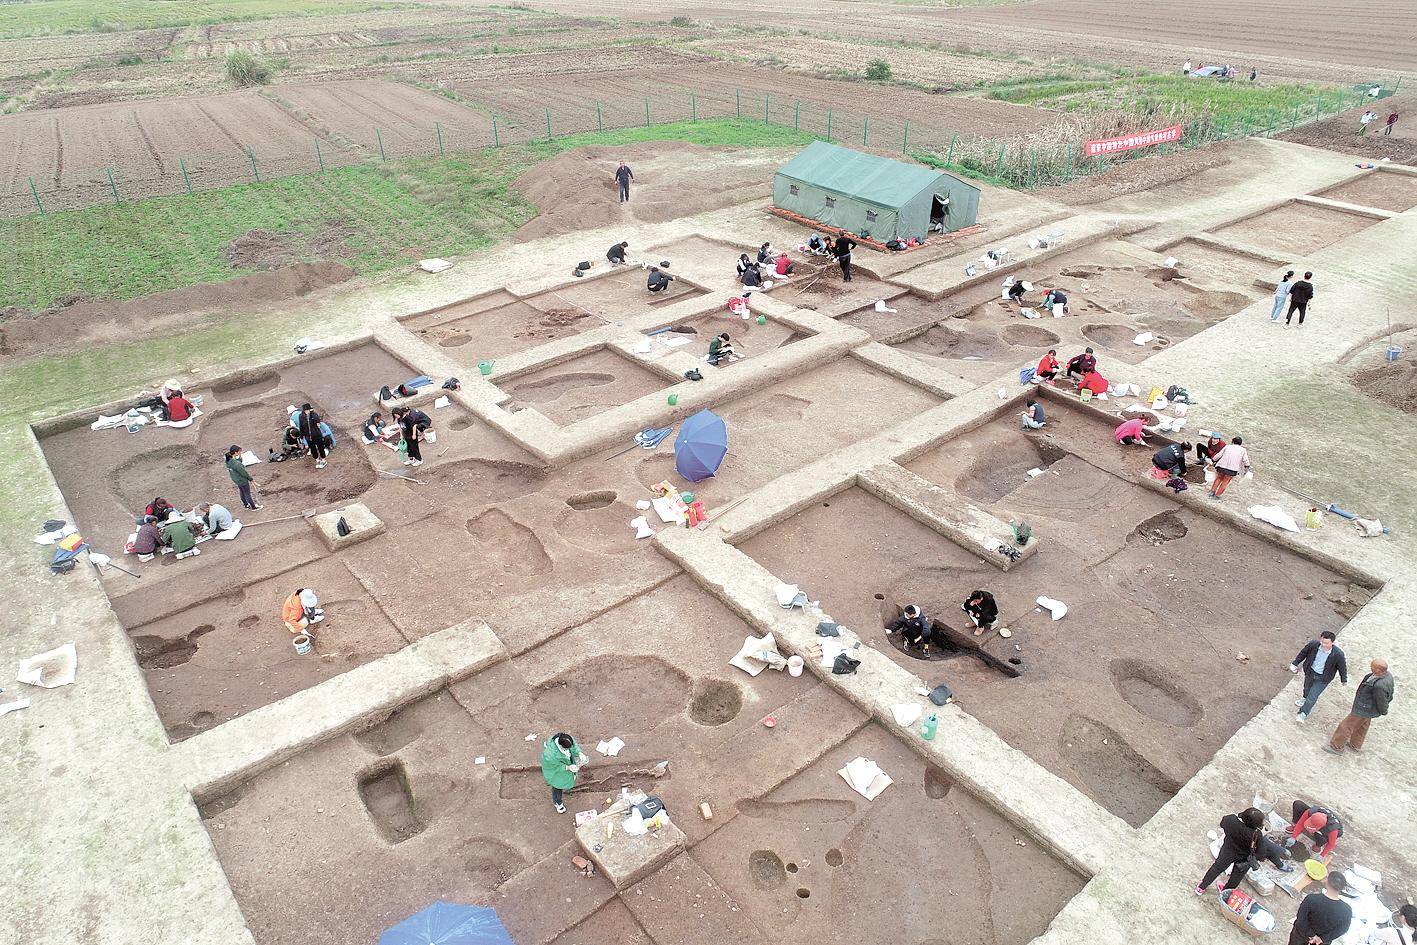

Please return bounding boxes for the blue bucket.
[1387,346,1403,362]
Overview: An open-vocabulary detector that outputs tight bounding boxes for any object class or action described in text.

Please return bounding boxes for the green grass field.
[0,0,404,38]
[1,120,813,311]
[986,72,1329,119]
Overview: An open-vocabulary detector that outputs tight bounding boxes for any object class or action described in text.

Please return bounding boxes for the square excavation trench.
[500,347,671,426]
[35,343,556,740]
[737,406,1372,827]
[622,356,944,507]
[1209,201,1379,257]
[889,240,1258,385]
[647,234,757,278]
[642,308,810,363]
[1315,171,1417,213]
[199,576,1082,945]
[402,289,611,363]
[535,267,707,316]
[891,240,1259,382]
[1164,238,1279,287]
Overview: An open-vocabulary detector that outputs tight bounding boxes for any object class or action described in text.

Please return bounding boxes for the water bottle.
[921,713,938,741]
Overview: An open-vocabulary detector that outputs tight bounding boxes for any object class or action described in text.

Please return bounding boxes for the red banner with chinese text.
[1083,125,1183,157]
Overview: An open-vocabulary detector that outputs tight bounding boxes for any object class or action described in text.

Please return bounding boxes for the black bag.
[51,558,77,575]
[576,261,592,271]
[928,683,954,705]
[832,654,861,675]
[378,385,394,401]
[816,621,841,637]
[684,368,703,381]
[335,517,351,537]
[572,268,585,278]
[441,377,460,391]
[635,795,665,819]
[396,383,417,397]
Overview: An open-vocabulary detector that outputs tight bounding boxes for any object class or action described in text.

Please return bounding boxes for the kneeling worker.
[1153,441,1191,478]
[647,266,674,294]
[282,588,324,634]
[707,332,736,366]
[887,604,933,649]
[607,241,629,265]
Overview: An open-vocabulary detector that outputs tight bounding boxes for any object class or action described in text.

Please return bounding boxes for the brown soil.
[1209,201,1379,258]
[503,348,669,426]
[0,262,353,360]
[1314,170,1417,213]
[511,142,789,242]
[1278,96,1417,167]
[1048,146,1231,207]
[739,407,1364,827]
[1352,328,1417,414]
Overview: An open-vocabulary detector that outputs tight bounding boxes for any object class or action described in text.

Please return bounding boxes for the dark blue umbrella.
[379,902,514,945]
[674,409,728,482]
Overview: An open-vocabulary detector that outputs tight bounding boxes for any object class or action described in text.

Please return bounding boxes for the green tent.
[773,141,980,243]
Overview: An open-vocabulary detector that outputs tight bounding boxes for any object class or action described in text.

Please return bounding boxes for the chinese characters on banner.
[1083,124,1184,158]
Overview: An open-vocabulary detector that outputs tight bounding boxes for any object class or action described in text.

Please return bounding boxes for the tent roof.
[776,141,970,208]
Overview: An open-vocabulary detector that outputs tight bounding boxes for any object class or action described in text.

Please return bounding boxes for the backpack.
[335,517,351,537]
[318,421,336,448]
[378,385,394,402]
[396,384,416,398]
[441,377,460,391]
[1166,384,1191,404]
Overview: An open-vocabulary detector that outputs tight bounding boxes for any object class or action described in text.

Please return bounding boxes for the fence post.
[1290,105,1298,130]
[376,128,387,162]
[691,93,697,121]
[435,121,444,154]
[1063,148,1071,180]
[179,156,193,193]
[1026,149,1035,189]
[764,93,769,126]
[794,101,799,131]
[493,118,499,147]
[106,167,120,204]
[862,116,868,146]
[993,142,1006,178]
[546,108,552,140]
[596,100,602,132]
[826,109,832,141]
[902,120,909,153]
[945,132,957,166]
[644,96,650,128]
[315,138,325,172]
[736,88,741,118]
[247,147,260,182]
[28,176,44,215]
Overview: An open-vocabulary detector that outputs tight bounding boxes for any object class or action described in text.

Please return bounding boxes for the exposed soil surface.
[1314,169,1417,213]
[739,407,1364,826]
[1209,201,1380,258]
[503,348,670,426]
[1351,327,1417,415]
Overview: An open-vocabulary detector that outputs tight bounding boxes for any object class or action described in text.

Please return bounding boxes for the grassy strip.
[1,119,812,310]
[0,0,406,39]
[987,72,1327,118]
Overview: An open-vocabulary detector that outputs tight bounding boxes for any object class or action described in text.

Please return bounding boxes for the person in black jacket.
[1286,272,1315,327]
[647,266,674,293]
[1290,631,1347,721]
[886,604,932,649]
[1289,872,1352,945]
[1195,807,1293,895]
[1153,442,1190,477]
[1066,347,1096,381]
[831,233,856,282]
[607,241,629,264]
[392,405,431,468]
[963,590,998,636]
[296,404,328,470]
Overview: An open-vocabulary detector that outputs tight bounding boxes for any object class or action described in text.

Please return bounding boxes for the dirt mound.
[0,262,353,361]
[225,229,299,270]
[1278,98,1417,167]
[511,142,789,241]
[1355,358,1417,414]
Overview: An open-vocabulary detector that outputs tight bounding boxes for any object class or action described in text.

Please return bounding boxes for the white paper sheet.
[17,643,77,689]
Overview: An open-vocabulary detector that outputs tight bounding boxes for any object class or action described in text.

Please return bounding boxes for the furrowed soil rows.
[271,80,493,156]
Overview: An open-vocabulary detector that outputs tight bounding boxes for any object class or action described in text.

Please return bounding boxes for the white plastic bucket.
[292,633,313,655]
[787,655,804,677]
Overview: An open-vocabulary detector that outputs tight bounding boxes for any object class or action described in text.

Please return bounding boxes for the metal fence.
[2,78,1402,219]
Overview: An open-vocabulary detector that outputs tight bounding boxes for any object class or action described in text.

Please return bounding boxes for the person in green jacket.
[541,732,586,813]
[160,517,199,559]
[225,444,262,512]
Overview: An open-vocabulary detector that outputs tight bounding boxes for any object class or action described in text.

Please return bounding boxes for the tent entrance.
[930,194,951,229]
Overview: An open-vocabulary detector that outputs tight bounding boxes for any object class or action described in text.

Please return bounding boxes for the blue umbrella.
[379,902,514,945]
[674,409,728,482]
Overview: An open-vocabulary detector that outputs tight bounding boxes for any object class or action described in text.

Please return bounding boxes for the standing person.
[392,405,430,468]
[225,445,262,511]
[541,732,587,813]
[1195,807,1281,895]
[1385,111,1399,136]
[1271,270,1295,322]
[1208,435,1252,498]
[1249,66,1258,81]
[1288,872,1353,945]
[297,404,328,470]
[1291,631,1347,721]
[1020,398,1045,429]
[963,590,998,636]
[1286,272,1315,326]
[1326,659,1395,754]
[614,161,633,203]
[1360,109,1377,134]
[831,232,856,283]
[1183,59,1192,75]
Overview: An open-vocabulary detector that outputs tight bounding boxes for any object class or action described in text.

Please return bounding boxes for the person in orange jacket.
[1079,369,1110,397]
[282,588,324,634]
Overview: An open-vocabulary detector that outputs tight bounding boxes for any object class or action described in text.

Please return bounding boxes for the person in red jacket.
[1036,349,1060,383]
[1079,369,1110,397]
[164,393,194,424]
[775,252,794,276]
[1286,802,1343,860]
